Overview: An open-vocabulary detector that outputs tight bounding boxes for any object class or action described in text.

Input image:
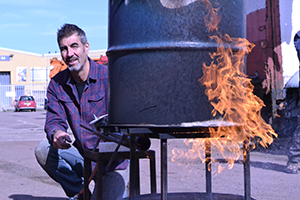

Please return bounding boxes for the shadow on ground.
[253,137,291,156]
[213,137,294,174]
[9,195,66,200]
[215,158,290,174]
[250,160,288,173]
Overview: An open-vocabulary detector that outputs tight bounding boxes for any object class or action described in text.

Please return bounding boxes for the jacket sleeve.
[44,79,69,143]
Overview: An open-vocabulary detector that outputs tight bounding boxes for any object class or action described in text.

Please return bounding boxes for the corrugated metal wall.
[246,0,283,120]
[0,72,10,85]
[0,72,11,109]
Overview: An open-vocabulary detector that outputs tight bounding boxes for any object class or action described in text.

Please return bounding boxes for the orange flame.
[172,0,277,174]
[201,34,276,146]
[202,0,221,33]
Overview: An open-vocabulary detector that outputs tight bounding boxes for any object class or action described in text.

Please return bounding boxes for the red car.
[14,95,36,112]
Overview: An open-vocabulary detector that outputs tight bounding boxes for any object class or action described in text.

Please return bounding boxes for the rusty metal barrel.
[107,0,246,126]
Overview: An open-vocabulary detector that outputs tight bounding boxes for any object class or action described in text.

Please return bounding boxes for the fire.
[172,0,277,174]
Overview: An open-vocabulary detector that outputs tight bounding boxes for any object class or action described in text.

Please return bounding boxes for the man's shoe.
[287,162,298,174]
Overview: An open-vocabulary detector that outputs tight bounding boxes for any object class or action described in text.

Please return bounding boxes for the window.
[20,96,34,101]
[30,67,47,82]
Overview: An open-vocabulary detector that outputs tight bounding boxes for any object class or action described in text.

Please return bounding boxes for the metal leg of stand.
[136,157,141,195]
[161,139,168,200]
[205,139,212,200]
[244,141,251,200]
[96,160,103,200]
[150,154,157,194]
[84,157,91,200]
[129,135,137,199]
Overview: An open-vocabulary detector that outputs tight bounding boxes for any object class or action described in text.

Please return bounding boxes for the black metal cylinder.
[107,0,246,125]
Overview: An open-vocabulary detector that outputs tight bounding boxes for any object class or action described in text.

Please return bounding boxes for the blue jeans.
[288,124,300,164]
[35,140,126,199]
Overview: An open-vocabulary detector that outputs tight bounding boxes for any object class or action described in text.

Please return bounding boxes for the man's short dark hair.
[294,31,300,42]
[57,23,87,45]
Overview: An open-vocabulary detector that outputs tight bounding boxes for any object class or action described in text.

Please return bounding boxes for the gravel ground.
[0,110,299,200]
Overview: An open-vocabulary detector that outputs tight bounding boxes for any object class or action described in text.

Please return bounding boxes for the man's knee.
[91,171,126,200]
[116,166,129,198]
[35,140,50,166]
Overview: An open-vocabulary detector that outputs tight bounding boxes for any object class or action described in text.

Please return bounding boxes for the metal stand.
[161,139,168,200]
[83,149,156,200]
[123,128,252,200]
[244,141,251,200]
[83,127,252,200]
[205,139,212,200]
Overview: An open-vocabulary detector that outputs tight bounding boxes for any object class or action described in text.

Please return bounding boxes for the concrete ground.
[0,110,299,200]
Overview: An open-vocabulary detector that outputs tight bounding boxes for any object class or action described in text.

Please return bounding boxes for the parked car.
[14,95,36,112]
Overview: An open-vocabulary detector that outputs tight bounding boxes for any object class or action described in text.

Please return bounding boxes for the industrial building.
[0,47,106,110]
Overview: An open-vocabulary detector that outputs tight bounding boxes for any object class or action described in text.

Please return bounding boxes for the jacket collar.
[63,57,97,85]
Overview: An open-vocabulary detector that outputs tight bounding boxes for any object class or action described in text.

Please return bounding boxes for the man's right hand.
[52,130,72,149]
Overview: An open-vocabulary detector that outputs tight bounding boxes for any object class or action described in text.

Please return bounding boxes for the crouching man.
[35,23,128,199]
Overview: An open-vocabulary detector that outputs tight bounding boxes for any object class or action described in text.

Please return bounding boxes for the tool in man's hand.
[81,114,151,151]
[78,114,151,199]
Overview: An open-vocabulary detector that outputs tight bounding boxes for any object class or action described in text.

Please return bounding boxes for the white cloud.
[25,8,67,20]
[0,0,108,53]
[0,12,23,20]
[0,22,31,29]
[0,0,52,7]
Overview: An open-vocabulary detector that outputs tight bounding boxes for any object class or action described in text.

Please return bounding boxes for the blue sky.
[0,0,108,54]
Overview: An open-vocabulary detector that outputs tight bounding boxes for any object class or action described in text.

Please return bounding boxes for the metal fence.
[0,84,48,111]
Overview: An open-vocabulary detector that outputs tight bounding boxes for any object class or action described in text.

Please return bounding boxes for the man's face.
[59,33,89,72]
